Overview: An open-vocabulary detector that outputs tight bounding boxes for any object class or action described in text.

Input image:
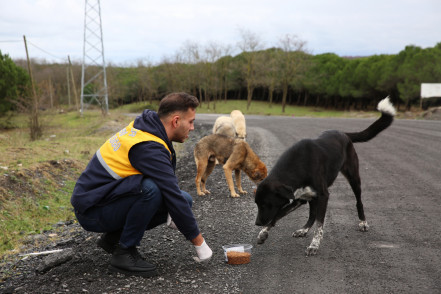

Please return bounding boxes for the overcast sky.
[1,0,440,66]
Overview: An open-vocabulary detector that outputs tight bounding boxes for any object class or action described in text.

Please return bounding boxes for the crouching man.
[71,92,212,277]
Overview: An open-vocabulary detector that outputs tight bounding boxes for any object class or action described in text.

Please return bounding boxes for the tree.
[237,29,264,110]
[261,48,281,108]
[276,34,307,112]
[203,41,225,109]
[137,62,160,104]
[179,41,206,102]
[215,44,234,102]
[0,51,29,114]
[394,45,441,109]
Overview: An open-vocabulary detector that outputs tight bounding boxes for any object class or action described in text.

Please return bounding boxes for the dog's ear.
[276,184,296,199]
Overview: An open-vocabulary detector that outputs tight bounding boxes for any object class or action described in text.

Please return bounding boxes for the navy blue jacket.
[71,109,200,240]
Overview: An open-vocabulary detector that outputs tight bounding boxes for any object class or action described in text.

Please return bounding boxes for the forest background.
[1,35,441,120]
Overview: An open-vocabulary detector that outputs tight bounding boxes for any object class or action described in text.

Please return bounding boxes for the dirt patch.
[421,106,441,120]
[0,159,85,204]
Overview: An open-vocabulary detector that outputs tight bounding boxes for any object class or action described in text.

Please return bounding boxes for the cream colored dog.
[194,134,267,197]
[212,116,236,138]
[230,110,246,140]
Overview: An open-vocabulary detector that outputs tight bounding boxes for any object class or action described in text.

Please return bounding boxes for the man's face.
[173,108,196,143]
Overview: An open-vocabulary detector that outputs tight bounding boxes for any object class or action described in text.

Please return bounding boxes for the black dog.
[255,97,396,255]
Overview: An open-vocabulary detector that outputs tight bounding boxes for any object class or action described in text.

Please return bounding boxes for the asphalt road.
[196,113,441,294]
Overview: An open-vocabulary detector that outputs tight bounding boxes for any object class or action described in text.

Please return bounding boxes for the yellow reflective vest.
[96,121,171,179]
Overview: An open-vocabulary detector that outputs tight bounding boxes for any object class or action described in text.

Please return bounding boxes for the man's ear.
[171,115,179,128]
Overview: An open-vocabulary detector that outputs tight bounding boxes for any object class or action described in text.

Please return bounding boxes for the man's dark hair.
[157,92,200,118]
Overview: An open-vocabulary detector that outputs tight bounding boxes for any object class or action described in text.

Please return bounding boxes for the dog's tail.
[345,96,396,143]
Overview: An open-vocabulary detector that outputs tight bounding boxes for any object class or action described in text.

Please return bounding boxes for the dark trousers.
[74,178,192,248]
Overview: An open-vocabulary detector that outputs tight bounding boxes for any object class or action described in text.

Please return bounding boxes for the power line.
[0,38,67,62]
[0,39,22,43]
[26,40,67,62]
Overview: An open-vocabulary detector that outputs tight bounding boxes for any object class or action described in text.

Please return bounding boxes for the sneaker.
[97,230,121,254]
[109,245,157,277]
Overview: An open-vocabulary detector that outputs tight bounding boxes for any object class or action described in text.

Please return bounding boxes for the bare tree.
[180,41,205,101]
[204,41,225,110]
[237,29,264,110]
[217,44,234,102]
[262,49,281,108]
[159,53,192,94]
[14,80,53,140]
[137,60,159,103]
[276,34,307,112]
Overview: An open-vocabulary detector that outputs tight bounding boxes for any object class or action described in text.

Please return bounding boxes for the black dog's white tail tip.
[377,96,396,116]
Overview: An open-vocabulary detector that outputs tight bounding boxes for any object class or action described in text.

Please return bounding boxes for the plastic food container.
[222,244,253,265]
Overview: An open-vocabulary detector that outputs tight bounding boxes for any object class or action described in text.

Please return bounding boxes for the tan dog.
[230,110,246,140]
[212,116,236,138]
[194,134,267,197]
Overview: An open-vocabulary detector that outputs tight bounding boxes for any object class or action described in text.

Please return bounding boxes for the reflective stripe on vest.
[96,121,171,179]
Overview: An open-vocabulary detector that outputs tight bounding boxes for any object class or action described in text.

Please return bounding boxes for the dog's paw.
[257,228,269,244]
[257,238,266,244]
[238,189,248,195]
[197,190,211,196]
[359,220,369,232]
[293,228,308,238]
[305,245,319,256]
[230,193,240,198]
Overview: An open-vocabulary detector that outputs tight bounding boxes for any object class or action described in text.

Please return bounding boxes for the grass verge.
[0,109,133,257]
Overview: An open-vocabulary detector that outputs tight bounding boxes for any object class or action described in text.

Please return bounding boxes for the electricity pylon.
[80,0,109,115]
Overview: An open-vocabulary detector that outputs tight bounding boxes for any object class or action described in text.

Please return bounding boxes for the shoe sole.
[108,265,158,278]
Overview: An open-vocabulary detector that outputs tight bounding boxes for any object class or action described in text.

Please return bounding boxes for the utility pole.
[80,0,109,115]
[68,55,79,110]
[23,35,42,140]
[23,35,37,99]
[48,77,53,108]
[66,67,71,107]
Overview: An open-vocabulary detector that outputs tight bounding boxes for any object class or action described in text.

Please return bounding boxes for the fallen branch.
[19,249,64,257]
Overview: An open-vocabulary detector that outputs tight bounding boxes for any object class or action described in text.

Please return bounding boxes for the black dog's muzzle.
[269,199,306,226]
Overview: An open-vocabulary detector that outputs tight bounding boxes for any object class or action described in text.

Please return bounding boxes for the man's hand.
[191,234,212,262]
